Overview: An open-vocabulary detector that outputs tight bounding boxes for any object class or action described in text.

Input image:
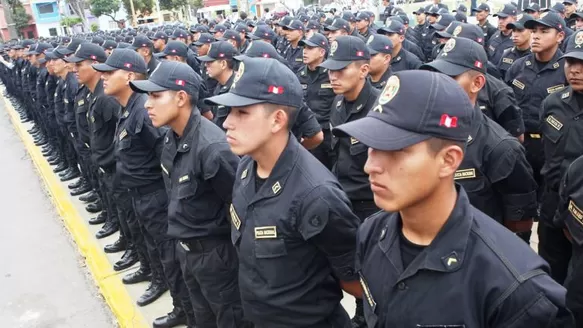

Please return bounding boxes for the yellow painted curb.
[2,93,149,328]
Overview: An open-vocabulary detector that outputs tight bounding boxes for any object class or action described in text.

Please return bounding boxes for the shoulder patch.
[454,168,476,180]
[562,92,570,99]
[569,200,583,225]
[546,115,564,131]
[230,204,241,230]
[502,58,513,64]
[512,79,525,90]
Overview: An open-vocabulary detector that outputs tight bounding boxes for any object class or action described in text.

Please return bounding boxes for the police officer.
[356,12,376,38]
[366,34,393,89]
[472,3,497,44]
[131,34,159,77]
[488,4,518,65]
[378,20,422,72]
[247,25,277,44]
[151,31,169,53]
[324,18,352,43]
[234,24,251,53]
[564,0,578,29]
[281,19,306,72]
[93,50,195,321]
[206,56,362,328]
[198,41,239,130]
[334,69,574,328]
[540,31,583,287]
[498,14,533,78]
[193,33,217,93]
[296,33,336,169]
[319,35,379,327]
[386,16,427,62]
[131,60,246,328]
[525,2,542,18]
[422,37,537,241]
[219,29,242,50]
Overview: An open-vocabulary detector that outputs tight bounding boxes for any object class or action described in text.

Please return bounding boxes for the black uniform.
[297,66,336,169]
[282,42,305,73]
[146,56,159,77]
[369,67,393,90]
[390,48,422,73]
[210,72,235,130]
[356,186,573,327]
[403,39,426,62]
[230,136,360,327]
[488,31,514,66]
[161,111,244,326]
[498,46,531,80]
[478,21,497,44]
[477,74,525,137]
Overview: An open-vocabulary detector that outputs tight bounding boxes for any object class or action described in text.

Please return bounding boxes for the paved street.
[0,103,115,328]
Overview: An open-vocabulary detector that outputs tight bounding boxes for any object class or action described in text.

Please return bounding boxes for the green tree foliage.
[6,0,32,37]
[90,22,99,31]
[122,0,153,17]
[61,16,83,27]
[90,0,122,22]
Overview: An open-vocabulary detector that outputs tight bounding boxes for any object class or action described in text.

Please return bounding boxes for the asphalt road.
[0,103,115,328]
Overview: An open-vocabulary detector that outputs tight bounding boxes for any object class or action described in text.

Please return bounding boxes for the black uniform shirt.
[478,20,497,44]
[74,86,92,149]
[488,30,514,66]
[211,71,235,131]
[557,154,583,244]
[230,135,360,327]
[505,51,566,133]
[330,81,380,201]
[477,73,525,136]
[297,66,336,128]
[114,92,165,189]
[63,72,80,126]
[45,75,57,121]
[88,80,119,169]
[369,66,393,90]
[403,38,426,62]
[390,47,422,73]
[356,186,573,327]
[283,43,305,73]
[146,56,159,77]
[455,110,537,224]
[498,46,531,80]
[291,102,322,141]
[53,77,66,126]
[162,110,240,240]
[35,67,49,110]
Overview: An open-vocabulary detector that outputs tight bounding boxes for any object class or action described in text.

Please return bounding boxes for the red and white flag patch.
[439,114,458,128]
[268,85,284,94]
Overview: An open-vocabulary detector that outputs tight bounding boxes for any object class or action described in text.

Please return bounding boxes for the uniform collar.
[121,92,141,118]
[526,50,563,72]
[345,80,374,114]
[174,109,201,153]
[220,71,235,92]
[378,185,473,283]
[370,66,393,87]
[93,79,104,97]
[147,56,159,74]
[300,65,328,78]
[238,134,300,205]
[559,85,580,113]
[391,48,405,63]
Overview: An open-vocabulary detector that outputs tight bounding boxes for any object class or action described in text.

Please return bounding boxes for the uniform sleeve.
[298,184,360,281]
[137,112,164,159]
[504,60,519,85]
[201,142,240,204]
[489,273,574,328]
[292,102,322,139]
[491,84,525,136]
[489,140,538,221]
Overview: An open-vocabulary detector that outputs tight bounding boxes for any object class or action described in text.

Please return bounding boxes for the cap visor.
[57,49,74,56]
[524,19,555,29]
[63,55,85,63]
[92,63,118,72]
[299,39,320,47]
[319,59,352,70]
[333,116,431,151]
[561,52,583,61]
[197,55,215,62]
[248,34,262,40]
[204,92,265,107]
[233,54,249,61]
[130,80,169,93]
[324,26,339,31]
[431,23,447,30]
[38,58,48,64]
[506,22,525,29]
[155,52,167,58]
[493,13,509,17]
[420,60,470,76]
[435,30,452,38]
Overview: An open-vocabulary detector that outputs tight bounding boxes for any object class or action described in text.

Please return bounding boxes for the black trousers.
[176,238,245,327]
[538,222,572,284]
[114,188,150,270]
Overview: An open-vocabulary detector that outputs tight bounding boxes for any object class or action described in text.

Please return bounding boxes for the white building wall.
[36,21,63,37]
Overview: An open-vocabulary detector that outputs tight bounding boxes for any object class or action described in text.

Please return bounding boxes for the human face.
[205,59,226,79]
[226,39,238,48]
[476,10,488,21]
[302,46,324,66]
[327,29,346,42]
[214,31,224,39]
[101,69,130,96]
[576,17,583,29]
[105,48,113,56]
[196,43,210,56]
[565,2,576,15]
[223,104,275,156]
[73,60,96,85]
[386,32,403,47]
[52,58,66,76]
[416,13,426,25]
[153,39,165,51]
[565,58,583,91]
[498,16,515,32]
[144,90,179,127]
[328,61,369,95]
[192,32,201,41]
[512,28,531,48]
[136,47,150,60]
[369,53,390,75]
[285,29,302,42]
[28,54,36,66]
[356,19,369,31]
[428,15,437,24]
[365,142,443,212]
[46,60,54,74]
[530,26,563,53]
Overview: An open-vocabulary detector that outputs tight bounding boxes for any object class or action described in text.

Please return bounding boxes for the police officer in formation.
[4,3,583,327]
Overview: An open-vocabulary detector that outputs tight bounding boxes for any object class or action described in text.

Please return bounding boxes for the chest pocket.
[177,179,197,199]
[118,137,131,150]
[254,238,299,288]
[90,115,102,132]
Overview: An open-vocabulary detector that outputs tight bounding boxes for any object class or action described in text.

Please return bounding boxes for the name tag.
[119,129,127,140]
[547,84,564,94]
[546,115,563,131]
[255,226,277,239]
[569,200,583,225]
[161,164,169,175]
[230,204,241,230]
[454,168,476,180]
[178,174,189,183]
[502,58,513,64]
[512,79,525,90]
[78,100,84,106]
[350,137,359,145]
[320,83,333,89]
[295,58,303,62]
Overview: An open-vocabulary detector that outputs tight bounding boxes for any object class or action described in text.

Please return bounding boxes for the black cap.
[307,20,320,30]
[57,38,85,56]
[38,47,54,64]
[562,30,583,60]
[219,29,242,44]
[91,36,105,46]
[210,24,227,33]
[22,39,35,48]
[247,25,276,41]
[324,18,351,32]
[131,34,154,49]
[319,36,370,70]
[198,41,239,62]
[471,3,490,12]
[396,14,410,25]
[277,16,292,27]
[26,42,51,55]
[493,4,518,17]
[117,42,131,49]
[342,11,357,22]
[193,25,209,33]
[455,12,468,23]
[298,14,310,23]
[155,40,188,58]
[283,19,306,32]
[235,41,285,61]
[46,45,68,59]
[171,29,189,39]
[546,3,567,14]
[193,33,215,46]
[205,57,303,108]
[151,31,168,41]
[366,34,393,55]
[524,12,565,31]
[421,37,487,75]
[299,32,329,49]
[507,13,535,30]
[92,48,147,74]
[432,13,456,30]
[102,40,117,50]
[60,36,71,44]
[453,4,468,13]
[413,7,426,14]
[378,19,405,35]
[333,71,473,151]
[563,0,577,5]
[64,43,107,63]
[356,12,371,21]
[130,61,200,99]
[525,2,541,12]
[234,23,248,33]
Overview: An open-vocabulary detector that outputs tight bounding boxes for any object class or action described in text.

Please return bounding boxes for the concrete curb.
[2,93,149,328]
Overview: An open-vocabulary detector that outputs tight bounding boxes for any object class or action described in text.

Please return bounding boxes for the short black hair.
[263,103,297,131]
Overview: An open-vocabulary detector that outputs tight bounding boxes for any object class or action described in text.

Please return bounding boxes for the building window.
[163,13,171,21]
[49,27,57,36]
[37,3,55,14]
[27,31,34,39]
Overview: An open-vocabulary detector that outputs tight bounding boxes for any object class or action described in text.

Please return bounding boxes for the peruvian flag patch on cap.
[268,85,284,94]
[176,80,185,86]
[440,114,458,128]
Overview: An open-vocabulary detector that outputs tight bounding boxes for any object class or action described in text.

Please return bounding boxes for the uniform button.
[575,116,580,121]
[398,282,406,290]
[537,74,540,77]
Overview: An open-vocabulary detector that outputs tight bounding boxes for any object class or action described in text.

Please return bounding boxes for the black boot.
[68,178,84,190]
[58,167,72,178]
[137,278,168,307]
[47,155,61,164]
[95,220,118,239]
[88,212,107,225]
[53,163,68,173]
[114,248,139,271]
[70,182,92,196]
[153,307,187,328]
[122,266,152,284]
[60,169,80,182]
[104,236,127,253]
[85,201,102,213]
[79,191,99,203]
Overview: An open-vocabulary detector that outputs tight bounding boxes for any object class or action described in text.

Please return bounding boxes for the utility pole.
[1,0,19,39]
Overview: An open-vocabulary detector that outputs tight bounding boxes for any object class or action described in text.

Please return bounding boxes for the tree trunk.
[68,0,89,30]
[1,0,19,39]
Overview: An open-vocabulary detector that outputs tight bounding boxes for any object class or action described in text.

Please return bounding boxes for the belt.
[527,133,541,139]
[179,238,228,252]
[128,181,165,196]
